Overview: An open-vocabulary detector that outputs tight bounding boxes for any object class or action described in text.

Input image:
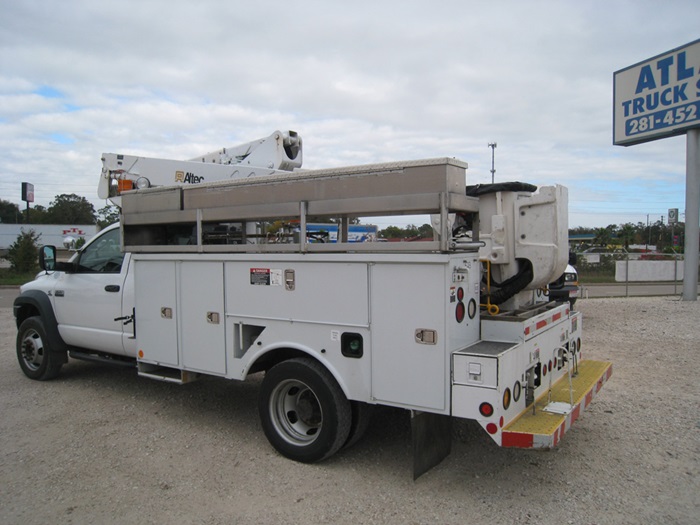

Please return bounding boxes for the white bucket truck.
[14,131,611,477]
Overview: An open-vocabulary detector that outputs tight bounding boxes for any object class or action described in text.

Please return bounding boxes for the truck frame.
[14,131,611,478]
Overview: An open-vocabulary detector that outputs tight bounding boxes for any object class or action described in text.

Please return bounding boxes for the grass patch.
[578,274,616,284]
[0,269,37,286]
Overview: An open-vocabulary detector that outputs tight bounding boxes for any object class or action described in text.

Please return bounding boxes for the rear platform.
[502,360,613,448]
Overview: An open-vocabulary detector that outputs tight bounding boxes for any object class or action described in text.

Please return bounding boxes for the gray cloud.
[1,0,698,227]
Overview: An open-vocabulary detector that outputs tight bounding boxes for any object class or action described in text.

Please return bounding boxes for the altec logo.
[175,171,204,184]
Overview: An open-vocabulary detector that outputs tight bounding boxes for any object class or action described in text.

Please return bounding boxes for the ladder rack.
[120,157,480,254]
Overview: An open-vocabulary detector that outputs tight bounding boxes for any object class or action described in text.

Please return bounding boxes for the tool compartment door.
[370,263,446,411]
[135,260,178,366]
[180,261,226,375]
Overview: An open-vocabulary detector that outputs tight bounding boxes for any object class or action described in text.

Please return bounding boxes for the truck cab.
[14,224,136,379]
[548,263,580,307]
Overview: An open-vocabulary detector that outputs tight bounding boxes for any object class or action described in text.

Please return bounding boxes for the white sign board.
[614,39,700,146]
[0,224,98,250]
[668,208,679,224]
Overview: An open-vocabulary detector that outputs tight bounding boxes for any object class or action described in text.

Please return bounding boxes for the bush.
[4,229,41,273]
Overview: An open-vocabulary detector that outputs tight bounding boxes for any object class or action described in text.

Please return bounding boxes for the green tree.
[379,226,405,239]
[379,223,435,239]
[4,229,41,273]
[46,194,96,224]
[404,224,419,238]
[0,199,22,224]
[618,223,636,250]
[569,226,595,236]
[27,204,49,224]
[593,225,615,247]
[96,204,120,229]
[417,223,434,239]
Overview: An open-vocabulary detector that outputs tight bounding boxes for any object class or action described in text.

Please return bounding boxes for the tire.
[343,401,374,449]
[16,316,64,380]
[259,358,351,463]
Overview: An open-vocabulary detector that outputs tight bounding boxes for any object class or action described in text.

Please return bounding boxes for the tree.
[96,204,120,229]
[593,225,615,247]
[46,194,96,224]
[618,223,636,250]
[417,224,434,239]
[3,229,41,273]
[378,223,434,239]
[0,199,22,224]
[569,226,595,235]
[379,226,405,239]
[404,224,420,238]
[26,204,49,224]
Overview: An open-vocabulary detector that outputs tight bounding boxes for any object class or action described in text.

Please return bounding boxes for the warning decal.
[250,268,271,285]
[250,268,283,286]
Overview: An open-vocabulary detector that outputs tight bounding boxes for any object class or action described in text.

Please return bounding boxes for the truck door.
[52,227,130,356]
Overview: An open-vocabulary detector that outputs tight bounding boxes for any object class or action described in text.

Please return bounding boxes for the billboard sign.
[668,208,679,224]
[614,39,700,146]
[21,182,34,203]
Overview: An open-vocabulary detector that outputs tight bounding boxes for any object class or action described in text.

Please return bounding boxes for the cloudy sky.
[1,0,699,229]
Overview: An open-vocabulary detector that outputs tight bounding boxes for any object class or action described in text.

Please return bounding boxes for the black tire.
[343,401,375,449]
[16,316,64,380]
[259,358,351,463]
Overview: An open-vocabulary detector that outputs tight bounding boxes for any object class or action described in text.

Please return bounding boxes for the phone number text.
[625,101,699,136]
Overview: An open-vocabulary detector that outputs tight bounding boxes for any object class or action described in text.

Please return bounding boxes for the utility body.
[14,130,611,477]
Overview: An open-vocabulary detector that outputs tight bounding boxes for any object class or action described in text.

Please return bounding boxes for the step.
[502,359,613,448]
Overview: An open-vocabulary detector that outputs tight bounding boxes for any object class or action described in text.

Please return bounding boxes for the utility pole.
[488,142,497,183]
[646,214,650,252]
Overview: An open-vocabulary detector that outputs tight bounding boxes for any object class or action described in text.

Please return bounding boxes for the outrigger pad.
[411,411,452,480]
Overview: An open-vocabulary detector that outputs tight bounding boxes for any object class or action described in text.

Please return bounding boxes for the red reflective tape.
[524,327,531,335]
[502,432,534,448]
[570,403,581,425]
[553,422,565,447]
[536,320,548,330]
[552,312,562,322]
[585,390,593,407]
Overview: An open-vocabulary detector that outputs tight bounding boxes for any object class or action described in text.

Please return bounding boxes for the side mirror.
[39,246,57,271]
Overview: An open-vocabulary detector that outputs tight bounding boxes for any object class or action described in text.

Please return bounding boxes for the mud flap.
[411,411,452,480]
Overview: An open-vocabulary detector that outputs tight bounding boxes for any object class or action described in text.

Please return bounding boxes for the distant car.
[548,264,579,307]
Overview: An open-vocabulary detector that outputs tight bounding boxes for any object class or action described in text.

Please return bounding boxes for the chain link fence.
[574,250,699,297]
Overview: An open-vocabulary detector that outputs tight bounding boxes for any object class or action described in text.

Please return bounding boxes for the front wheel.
[259,358,351,463]
[16,316,64,380]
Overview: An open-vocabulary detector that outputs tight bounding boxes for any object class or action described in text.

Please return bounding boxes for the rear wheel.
[16,316,64,380]
[259,358,351,463]
[344,401,374,449]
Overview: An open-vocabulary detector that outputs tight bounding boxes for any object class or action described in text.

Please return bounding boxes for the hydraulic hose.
[483,259,534,305]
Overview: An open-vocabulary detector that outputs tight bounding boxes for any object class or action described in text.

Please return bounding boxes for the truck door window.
[77,228,124,273]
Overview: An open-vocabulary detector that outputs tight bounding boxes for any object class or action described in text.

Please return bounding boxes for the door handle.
[105,285,120,292]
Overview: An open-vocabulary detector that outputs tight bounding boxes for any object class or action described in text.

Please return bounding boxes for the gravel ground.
[1,296,699,525]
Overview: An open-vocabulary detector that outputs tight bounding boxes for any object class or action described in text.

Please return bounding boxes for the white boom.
[98,130,302,206]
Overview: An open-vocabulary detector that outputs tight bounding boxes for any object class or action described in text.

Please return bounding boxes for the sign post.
[614,39,700,300]
[685,129,700,300]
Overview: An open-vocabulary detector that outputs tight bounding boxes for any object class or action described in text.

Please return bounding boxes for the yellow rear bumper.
[502,359,613,448]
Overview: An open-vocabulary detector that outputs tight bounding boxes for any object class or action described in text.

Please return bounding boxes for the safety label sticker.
[250,268,283,286]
